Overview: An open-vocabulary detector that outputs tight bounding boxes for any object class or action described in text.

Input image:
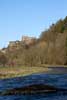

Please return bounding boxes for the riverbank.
[0,65,67,79]
[0,66,49,79]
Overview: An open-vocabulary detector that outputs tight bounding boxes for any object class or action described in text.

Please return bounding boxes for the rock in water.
[0,84,67,95]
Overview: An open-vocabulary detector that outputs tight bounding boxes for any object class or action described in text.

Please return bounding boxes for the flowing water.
[0,67,67,100]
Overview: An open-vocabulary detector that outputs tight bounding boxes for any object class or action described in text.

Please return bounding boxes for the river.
[0,67,67,100]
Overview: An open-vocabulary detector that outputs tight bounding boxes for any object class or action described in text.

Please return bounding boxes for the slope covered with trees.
[0,16,67,67]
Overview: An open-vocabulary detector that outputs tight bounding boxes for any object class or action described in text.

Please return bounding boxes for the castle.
[7,36,36,49]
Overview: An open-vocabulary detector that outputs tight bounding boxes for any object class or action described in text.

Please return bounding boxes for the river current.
[0,67,67,100]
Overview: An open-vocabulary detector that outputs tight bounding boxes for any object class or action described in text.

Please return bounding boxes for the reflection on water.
[0,93,67,100]
[0,67,67,100]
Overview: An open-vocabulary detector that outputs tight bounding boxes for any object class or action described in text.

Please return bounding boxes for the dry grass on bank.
[0,66,49,79]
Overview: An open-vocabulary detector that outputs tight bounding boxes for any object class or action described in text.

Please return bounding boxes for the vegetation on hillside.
[0,16,67,67]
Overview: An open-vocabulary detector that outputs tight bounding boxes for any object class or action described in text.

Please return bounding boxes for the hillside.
[0,16,67,67]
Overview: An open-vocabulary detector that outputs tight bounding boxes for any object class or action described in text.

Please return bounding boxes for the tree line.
[0,16,67,67]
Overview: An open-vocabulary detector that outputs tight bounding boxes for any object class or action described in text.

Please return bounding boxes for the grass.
[0,64,66,79]
[0,66,49,79]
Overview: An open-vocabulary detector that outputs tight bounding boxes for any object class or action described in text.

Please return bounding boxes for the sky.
[0,0,67,48]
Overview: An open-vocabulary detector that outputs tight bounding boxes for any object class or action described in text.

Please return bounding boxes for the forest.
[0,16,67,67]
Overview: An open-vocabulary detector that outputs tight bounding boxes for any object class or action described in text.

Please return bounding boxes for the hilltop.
[0,16,67,67]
